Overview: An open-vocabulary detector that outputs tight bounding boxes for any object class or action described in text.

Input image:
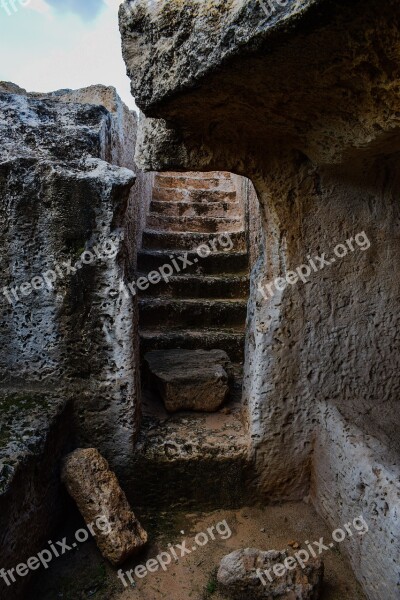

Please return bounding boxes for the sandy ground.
[32,502,365,600]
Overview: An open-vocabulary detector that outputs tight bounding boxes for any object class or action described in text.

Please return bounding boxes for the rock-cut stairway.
[130,171,252,512]
[138,171,249,362]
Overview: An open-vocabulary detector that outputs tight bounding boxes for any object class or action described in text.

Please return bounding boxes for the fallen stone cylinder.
[62,448,147,565]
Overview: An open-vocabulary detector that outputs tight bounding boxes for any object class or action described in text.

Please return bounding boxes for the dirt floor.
[32,502,365,600]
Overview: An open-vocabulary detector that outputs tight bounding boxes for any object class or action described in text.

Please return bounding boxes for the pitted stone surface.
[128,389,250,511]
[0,84,146,598]
[119,0,316,110]
[0,84,143,472]
[121,0,400,167]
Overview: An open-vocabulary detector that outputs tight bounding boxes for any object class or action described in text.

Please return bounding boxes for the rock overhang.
[120,0,400,169]
[119,0,321,110]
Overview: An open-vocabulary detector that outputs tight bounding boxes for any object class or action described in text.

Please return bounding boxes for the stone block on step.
[144,349,232,412]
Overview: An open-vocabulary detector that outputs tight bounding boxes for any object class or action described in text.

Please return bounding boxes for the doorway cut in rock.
[130,171,252,511]
[138,171,249,361]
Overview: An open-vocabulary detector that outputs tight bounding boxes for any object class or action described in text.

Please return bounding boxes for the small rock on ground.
[217,547,323,599]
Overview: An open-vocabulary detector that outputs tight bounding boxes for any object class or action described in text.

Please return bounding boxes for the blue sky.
[0,0,137,109]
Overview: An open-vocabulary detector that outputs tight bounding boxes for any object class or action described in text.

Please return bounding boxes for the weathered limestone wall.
[312,402,400,598]
[47,90,155,258]
[0,83,155,599]
[0,84,148,473]
[244,179,263,271]
[120,1,400,597]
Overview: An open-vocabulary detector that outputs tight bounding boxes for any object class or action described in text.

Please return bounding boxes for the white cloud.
[26,0,53,17]
[104,0,123,8]
[1,2,137,111]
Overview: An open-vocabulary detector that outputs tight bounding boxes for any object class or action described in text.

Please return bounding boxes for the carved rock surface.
[0,83,144,471]
[62,448,147,565]
[120,2,400,599]
[145,349,231,412]
[217,548,323,600]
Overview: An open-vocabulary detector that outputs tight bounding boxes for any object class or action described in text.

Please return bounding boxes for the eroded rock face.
[0,84,151,598]
[217,548,323,600]
[0,84,143,473]
[121,0,400,167]
[62,448,147,565]
[144,349,231,412]
[120,1,400,598]
[119,0,314,110]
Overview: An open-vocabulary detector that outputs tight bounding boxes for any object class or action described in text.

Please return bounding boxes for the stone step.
[126,389,251,510]
[154,173,234,191]
[152,186,237,204]
[140,328,245,362]
[142,230,246,251]
[139,298,248,328]
[146,214,243,233]
[137,273,249,299]
[137,249,249,275]
[150,200,241,218]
